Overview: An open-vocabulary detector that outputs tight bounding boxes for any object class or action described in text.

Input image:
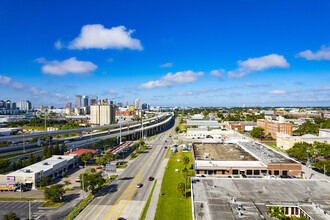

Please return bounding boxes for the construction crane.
[127,104,135,113]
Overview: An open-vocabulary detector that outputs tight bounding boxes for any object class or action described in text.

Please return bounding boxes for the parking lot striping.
[103,135,165,220]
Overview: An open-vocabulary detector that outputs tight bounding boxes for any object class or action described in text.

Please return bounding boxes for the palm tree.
[64,180,71,189]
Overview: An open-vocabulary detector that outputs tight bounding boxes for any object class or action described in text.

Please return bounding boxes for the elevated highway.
[0,113,172,143]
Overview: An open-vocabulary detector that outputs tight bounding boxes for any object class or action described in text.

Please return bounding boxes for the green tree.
[27,153,34,166]
[3,211,19,220]
[40,176,53,187]
[16,158,23,169]
[12,161,17,170]
[175,126,180,133]
[61,143,67,155]
[44,184,65,202]
[80,172,105,195]
[90,168,96,173]
[183,156,190,168]
[62,172,66,178]
[54,141,60,155]
[47,145,54,158]
[250,127,265,138]
[43,145,49,158]
[64,180,71,189]
[294,120,319,135]
[176,182,185,197]
[0,159,10,173]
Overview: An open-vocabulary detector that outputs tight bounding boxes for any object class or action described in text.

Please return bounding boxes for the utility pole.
[29,200,31,220]
[23,134,25,153]
[141,118,144,140]
[82,173,85,200]
[324,164,326,178]
[20,182,22,199]
[44,109,47,132]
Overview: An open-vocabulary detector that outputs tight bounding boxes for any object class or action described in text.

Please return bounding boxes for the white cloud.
[268,90,286,95]
[0,74,48,96]
[106,89,117,95]
[36,57,97,76]
[54,39,64,49]
[245,82,271,87]
[138,70,204,89]
[210,69,225,79]
[228,54,290,78]
[55,93,70,100]
[296,45,330,61]
[67,24,143,50]
[176,88,219,96]
[312,86,330,91]
[160,62,173,68]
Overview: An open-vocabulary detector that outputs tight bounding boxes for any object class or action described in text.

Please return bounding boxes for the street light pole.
[29,200,31,220]
[119,110,122,145]
[82,172,85,200]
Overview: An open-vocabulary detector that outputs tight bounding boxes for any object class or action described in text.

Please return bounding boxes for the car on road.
[64,140,71,144]
[75,177,81,182]
[118,218,126,220]
[96,166,103,169]
[148,176,154,181]
[137,183,143,188]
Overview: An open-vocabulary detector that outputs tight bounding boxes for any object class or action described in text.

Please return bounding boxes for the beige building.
[276,133,330,150]
[90,101,115,125]
[319,129,330,137]
[257,119,293,138]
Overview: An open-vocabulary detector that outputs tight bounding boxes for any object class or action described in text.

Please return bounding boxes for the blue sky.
[1,0,329,107]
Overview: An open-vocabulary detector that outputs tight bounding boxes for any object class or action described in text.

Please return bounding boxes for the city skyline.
[1,0,329,107]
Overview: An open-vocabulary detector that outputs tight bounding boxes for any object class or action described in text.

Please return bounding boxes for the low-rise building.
[0,155,78,189]
[257,119,293,138]
[277,133,330,150]
[319,129,330,137]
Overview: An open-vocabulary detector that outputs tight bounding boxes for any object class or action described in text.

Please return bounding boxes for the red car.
[148,176,154,181]
[96,166,102,169]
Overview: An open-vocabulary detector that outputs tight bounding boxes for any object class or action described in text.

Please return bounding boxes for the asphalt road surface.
[0,201,44,219]
[75,120,176,220]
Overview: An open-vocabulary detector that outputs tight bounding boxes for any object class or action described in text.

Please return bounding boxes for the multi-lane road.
[75,119,177,220]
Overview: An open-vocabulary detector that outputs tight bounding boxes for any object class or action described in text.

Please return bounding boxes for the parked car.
[96,166,103,169]
[75,177,81,182]
[137,183,143,188]
[148,176,154,181]
[64,140,71,144]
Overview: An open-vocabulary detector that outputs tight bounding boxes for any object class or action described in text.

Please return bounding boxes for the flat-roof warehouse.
[191,178,330,220]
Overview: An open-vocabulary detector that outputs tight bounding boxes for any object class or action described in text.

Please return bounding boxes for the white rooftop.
[195,160,267,169]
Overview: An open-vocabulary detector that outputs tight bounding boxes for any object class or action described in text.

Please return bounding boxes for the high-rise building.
[82,96,89,107]
[117,102,123,107]
[90,99,115,125]
[141,103,150,110]
[91,96,98,101]
[65,102,72,109]
[89,99,97,106]
[75,95,82,108]
[134,99,140,109]
[17,101,32,111]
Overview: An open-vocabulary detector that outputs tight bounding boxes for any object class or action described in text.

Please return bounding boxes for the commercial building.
[65,102,72,109]
[17,101,32,111]
[276,133,330,150]
[193,140,301,177]
[187,120,223,128]
[141,103,150,110]
[134,99,140,109]
[82,96,89,107]
[187,128,223,139]
[191,178,330,220]
[0,155,78,189]
[257,119,293,138]
[90,99,115,125]
[225,121,256,131]
[75,95,82,108]
[319,129,330,137]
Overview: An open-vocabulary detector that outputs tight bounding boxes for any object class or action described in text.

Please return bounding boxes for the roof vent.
[58,157,62,159]
[43,162,49,165]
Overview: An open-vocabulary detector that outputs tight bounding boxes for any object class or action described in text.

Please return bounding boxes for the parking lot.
[0,201,45,219]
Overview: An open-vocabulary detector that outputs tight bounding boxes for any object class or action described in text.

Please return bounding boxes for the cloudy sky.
[1,0,329,107]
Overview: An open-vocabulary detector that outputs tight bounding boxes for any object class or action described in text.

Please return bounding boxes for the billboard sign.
[7,176,15,181]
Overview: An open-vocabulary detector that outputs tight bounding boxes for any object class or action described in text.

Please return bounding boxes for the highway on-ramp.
[75,120,177,220]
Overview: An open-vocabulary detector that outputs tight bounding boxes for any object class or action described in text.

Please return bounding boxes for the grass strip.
[155,150,193,220]
[130,146,149,160]
[140,179,158,220]
[0,149,39,160]
[64,193,93,220]
[0,197,46,201]
[164,146,171,159]
[40,201,64,208]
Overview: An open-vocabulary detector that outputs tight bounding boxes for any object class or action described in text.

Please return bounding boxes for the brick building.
[257,119,292,138]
